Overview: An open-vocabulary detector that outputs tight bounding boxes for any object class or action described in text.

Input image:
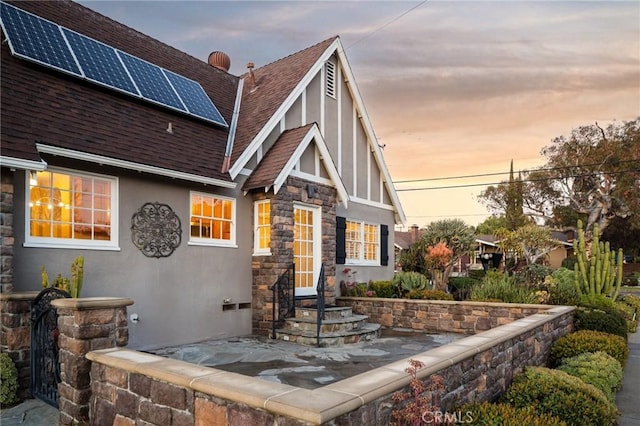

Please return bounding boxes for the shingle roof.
[1,0,239,183]
[242,124,315,191]
[231,37,338,166]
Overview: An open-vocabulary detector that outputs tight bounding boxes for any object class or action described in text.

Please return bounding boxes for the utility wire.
[395,168,640,192]
[345,1,428,50]
[393,159,640,184]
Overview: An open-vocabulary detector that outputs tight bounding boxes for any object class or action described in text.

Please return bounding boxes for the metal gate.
[31,287,70,407]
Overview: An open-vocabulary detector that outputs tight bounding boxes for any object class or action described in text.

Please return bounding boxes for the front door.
[293,204,321,296]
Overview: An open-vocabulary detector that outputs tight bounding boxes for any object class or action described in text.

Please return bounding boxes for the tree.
[497,224,558,266]
[479,118,640,237]
[422,219,477,290]
[505,160,528,230]
[475,215,508,235]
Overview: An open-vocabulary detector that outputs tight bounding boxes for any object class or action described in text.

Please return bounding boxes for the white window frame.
[325,59,336,99]
[188,191,237,248]
[24,167,120,250]
[253,199,271,255]
[345,219,380,265]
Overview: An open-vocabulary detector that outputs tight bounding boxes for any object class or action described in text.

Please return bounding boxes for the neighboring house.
[0,1,405,349]
[394,224,422,270]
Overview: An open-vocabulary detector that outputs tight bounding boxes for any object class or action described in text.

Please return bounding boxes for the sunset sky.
[79,0,640,228]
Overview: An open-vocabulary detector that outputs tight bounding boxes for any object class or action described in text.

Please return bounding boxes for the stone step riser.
[275,328,381,347]
[282,318,367,334]
[295,308,353,321]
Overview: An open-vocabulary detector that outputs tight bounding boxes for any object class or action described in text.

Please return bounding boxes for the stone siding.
[0,291,39,399]
[251,176,337,335]
[336,297,553,334]
[1,167,14,293]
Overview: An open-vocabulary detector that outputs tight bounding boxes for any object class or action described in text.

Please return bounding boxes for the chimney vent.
[208,51,231,72]
[247,62,256,89]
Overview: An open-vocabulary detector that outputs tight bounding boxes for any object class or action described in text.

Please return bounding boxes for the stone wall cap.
[0,291,41,301]
[51,297,134,310]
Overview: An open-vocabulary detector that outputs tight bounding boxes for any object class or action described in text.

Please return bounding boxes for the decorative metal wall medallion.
[131,201,182,258]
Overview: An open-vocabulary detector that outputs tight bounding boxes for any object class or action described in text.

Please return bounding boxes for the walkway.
[617,326,640,425]
[0,398,58,426]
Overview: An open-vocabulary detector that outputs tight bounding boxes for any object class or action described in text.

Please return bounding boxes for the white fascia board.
[272,125,349,207]
[335,42,407,226]
[0,156,48,171]
[224,79,244,158]
[229,38,342,180]
[36,144,236,189]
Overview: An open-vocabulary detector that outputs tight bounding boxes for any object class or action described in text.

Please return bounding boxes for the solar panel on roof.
[62,28,139,97]
[0,1,228,128]
[0,2,81,76]
[164,70,228,127]
[118,51,186,112]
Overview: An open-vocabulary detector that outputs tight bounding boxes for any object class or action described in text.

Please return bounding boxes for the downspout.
[221,78,244,173]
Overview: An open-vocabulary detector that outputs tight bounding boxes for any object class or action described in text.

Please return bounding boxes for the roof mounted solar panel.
[164,70,228,127]
[0,1,228,128]
[117,51,186,112]
[62,28,140,97]
[0,2,81,76]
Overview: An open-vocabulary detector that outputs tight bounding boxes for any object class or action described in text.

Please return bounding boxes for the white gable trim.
[36,144,236,189]
[229,38,342,180]
[271,125,348,207]
[222,79,244,173]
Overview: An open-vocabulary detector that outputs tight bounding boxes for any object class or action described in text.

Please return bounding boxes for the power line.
[392,159,640,184]
[345,1,428,50]
[395,168,640,192]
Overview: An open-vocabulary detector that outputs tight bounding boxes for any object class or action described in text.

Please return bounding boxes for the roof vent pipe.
[247,62,256,89]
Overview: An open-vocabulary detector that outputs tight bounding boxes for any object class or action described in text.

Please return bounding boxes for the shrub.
[0,352,19,406]
[614,301,638,333]
[574,307,628,339]
[549,330,629,367]
[620,294,640,313]
[515,264,554,288]
[368,280,396,298]
[547,267,580,305]
[393,271,428,296]
[405,289,454,300]
[501,367,618,426]
[557,351,623,402]
[578,294,617,312]
[340,281,368,297]
[468,269,486,281]
[561,255,577,270]
[470,272,538,304]
[448,276,478,289]
[458,402,567,426]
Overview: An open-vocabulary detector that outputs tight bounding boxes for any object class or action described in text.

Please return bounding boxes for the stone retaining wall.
[336,297,553,334]
[86,304,574,425]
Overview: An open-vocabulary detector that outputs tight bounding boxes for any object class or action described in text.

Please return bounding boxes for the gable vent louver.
[325,60,336,99]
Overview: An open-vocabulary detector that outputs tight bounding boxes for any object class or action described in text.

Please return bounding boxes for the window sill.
[253,251,272,257]
[188,241,238,249]
[23,241,121,251]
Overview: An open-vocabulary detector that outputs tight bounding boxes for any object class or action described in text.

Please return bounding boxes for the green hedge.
[549,330,629,368]
[557,351,623,402]
[0,353,19,406]
[458,402,567,426]
[574,308,628,339]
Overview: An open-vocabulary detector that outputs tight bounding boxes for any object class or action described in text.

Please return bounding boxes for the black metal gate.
[31,287,70,408]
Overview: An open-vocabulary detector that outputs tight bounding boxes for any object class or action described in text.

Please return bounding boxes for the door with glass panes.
[293,204,321,296]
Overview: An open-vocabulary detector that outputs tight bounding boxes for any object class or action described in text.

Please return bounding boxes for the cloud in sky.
[80,0,639,226]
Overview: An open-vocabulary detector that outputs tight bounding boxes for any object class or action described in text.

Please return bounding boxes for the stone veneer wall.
[51,297,133,425]
[1,167,15,293]
[85,304,574,425]
[0,291,39,399]
[336,297,554,334]
[251,176,337,335]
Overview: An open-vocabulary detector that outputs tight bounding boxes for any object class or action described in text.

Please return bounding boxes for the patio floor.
[149,328,462,389]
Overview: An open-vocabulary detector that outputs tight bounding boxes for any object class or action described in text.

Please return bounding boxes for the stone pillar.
[1,167,15,293]
[0,291,39,399]
[52,297,134,426]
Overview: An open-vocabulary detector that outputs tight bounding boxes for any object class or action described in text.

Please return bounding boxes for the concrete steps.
[275,306,381,347]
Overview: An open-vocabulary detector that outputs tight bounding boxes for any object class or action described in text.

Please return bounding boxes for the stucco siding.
[284,95,303,129]
[355,123,368,198]
[299,144,316,174]
[306,74,322,127]
[12,167,253,350]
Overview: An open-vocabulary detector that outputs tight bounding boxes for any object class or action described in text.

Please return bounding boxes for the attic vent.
[325,60,336,99]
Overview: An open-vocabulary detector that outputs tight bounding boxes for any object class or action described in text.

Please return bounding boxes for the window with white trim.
[346,219,379,264]
[325,60,336,98]
[253,200,271,255]
[189,192,236,246]
[26,169,118,249]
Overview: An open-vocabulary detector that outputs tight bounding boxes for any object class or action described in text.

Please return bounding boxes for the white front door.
[293,204,321,296]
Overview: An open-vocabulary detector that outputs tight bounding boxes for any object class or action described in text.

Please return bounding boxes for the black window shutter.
[336,216,346,264]
[380,224,389,266]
